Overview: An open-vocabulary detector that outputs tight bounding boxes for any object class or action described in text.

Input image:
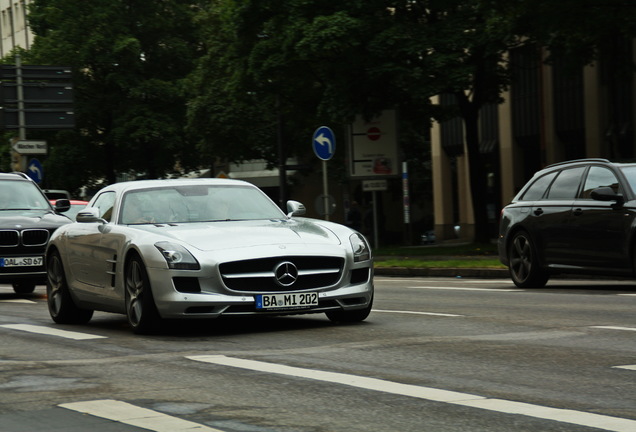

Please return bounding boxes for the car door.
[536,166,586,266]
[68,191,116,289]
[567,166,632,271]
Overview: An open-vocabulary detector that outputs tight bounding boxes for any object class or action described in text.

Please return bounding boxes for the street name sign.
[12,140,47,155]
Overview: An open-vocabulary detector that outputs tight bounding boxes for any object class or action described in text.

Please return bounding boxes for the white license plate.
[0,256,44,267]
[256,292,319,310]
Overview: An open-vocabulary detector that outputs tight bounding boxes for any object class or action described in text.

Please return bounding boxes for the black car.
[0,172,71,293]
[498,158,636,287]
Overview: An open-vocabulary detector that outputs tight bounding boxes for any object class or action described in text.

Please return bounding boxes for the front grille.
[220,256,344,292]
[21,229,50,246]
[0,229,49,247]
[0,230,19,247]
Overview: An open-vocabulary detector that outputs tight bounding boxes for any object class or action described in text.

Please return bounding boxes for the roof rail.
[545,158,610,169]
[9,171,31,180]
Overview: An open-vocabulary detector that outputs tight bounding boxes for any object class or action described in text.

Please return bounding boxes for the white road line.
[0,299,36,303]
[407,286,523,292]
[60,399,221,432]
[618,294,636,296]
[590,326,636,332]
[0,324,106,340]
[187,355,636,432]
[373,309,463,317]
[613,365,636,371]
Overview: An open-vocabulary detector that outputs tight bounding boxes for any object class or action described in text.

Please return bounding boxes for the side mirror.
[54,198,71,213]
[590,187,624,204]
[286,200,306,217]
[76,207,105,223]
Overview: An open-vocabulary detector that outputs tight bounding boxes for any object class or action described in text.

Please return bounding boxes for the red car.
[50,199,89,221]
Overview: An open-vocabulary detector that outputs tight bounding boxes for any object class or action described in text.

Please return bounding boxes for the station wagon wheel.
[46,251,94,324]
[508,231,549,288]
[125,255,161,334]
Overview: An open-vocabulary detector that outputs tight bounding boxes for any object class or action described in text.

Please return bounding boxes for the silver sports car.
[45,179,374,333]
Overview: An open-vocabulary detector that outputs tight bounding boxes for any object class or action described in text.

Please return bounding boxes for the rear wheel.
[47,251,93,324]
[12,281,36,294]
[508,231,549,288]
[326,297,373,323]
[125,255,162,334]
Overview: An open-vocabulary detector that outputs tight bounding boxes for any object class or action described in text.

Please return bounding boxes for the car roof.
[0,172,32,181]
[99,178,255,194]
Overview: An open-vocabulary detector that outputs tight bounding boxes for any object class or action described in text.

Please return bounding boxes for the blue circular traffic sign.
[27,158,44,184]
[312,126,336,161]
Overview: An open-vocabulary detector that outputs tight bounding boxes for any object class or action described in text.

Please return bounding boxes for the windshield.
[0,180,51,211]
[120,184,286,224]
[619,166,636,196]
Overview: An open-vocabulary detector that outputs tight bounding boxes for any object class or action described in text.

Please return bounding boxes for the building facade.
[0,0,31,57]
[431,40,636,242]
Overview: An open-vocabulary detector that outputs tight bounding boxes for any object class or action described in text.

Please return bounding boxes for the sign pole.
[322,160,329,221]
[16,54,28,171]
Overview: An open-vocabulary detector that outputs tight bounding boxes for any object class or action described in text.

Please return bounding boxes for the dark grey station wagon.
[498,158,636,287]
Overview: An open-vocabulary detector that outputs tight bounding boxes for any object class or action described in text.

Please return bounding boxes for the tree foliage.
[4,0,635,240]
[24,0,201,191]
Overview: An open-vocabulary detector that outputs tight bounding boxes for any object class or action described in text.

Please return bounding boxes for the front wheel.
[326,297,373,323]
[125,255,162,334]
[508,231,549,288]
[47,251,93,324]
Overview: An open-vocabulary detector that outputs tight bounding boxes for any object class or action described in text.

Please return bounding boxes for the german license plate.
[0,256,43,267]
[256,292,319,310]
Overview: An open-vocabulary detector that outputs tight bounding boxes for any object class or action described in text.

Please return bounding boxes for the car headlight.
[350,233,371,262]
[155,241,200,270]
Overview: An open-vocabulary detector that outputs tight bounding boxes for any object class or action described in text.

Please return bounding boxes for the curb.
[374,267,509,278]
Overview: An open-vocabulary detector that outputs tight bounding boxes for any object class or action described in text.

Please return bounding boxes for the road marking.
[61,399,222,432]
[407,286,523,292]
[0,299,36,303]
[613,365,636,371]
[590,326,636,332]
[187,355,636,432]
[618,294,636,296]
[373,309,463,317]
[0,324,106,340]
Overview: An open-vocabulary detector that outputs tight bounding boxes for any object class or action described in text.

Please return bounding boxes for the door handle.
[533,208,543,216]
[572,208,583,216]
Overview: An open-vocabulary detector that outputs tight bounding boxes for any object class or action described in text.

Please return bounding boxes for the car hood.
[0,209,70,228]
[135,219,342,251]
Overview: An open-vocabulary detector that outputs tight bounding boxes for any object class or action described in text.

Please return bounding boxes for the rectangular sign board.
[12,140,47,154]
[349,110,399,178]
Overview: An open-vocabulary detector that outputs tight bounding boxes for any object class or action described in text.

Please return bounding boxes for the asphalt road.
[1,277,636,432]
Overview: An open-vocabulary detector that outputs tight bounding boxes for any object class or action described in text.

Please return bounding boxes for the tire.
[125,255,162,334]
[47,251,94,324]
[326,297,373,323]
[12,282,36,294]
[508,231,549,288]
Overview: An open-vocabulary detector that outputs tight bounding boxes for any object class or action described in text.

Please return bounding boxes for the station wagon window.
[580,167,620,199]
[546,167,586,199]
[520,171,557,200]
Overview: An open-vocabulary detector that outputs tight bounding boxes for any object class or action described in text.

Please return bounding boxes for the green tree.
[24,0,201,190]
[189,0,636,242]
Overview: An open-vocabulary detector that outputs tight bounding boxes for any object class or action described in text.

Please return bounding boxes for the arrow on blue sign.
[312,126,335,161]
[27,158,43,183]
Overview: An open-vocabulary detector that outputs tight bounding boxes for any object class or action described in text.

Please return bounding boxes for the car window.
[0,179,50,210]
[120,185,285,224]
[92,191,116,222]
[546,167,586,200]
[520,172,557,201]
[580,167,620,199]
